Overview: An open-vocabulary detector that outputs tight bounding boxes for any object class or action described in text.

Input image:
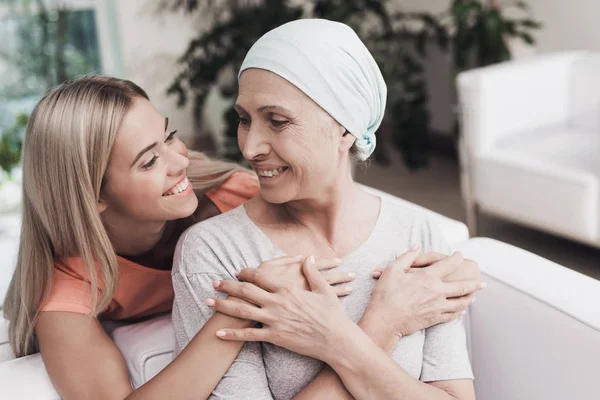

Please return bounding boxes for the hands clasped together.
[206,245,484,361]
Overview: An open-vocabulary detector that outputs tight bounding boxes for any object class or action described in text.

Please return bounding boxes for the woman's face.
[100,97,198,222]
[236,69,354,204]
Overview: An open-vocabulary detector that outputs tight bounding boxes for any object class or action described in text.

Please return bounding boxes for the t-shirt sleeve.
[205,172,259,213]
[171,227,273,400]
[418,215,474,382]
[39,268,98,316]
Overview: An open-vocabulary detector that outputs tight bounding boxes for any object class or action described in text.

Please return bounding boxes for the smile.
[163,176,190,196]
[256,166,289,178]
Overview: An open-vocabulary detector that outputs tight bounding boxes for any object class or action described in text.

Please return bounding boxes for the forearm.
[293,309,401,400]
[328,324,458,400]
[127,301,253,400]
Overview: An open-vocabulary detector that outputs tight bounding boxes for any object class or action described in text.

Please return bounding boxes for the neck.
[270,169,369,247]
[101,211,167,257]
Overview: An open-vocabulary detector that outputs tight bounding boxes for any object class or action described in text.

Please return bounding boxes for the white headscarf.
[238,19,387,161]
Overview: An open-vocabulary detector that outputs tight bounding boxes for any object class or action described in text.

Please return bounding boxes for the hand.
[247,254,355,296]
[206,256,355,363]
[363,246,485,340]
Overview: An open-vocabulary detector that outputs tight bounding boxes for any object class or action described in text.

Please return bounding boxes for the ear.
[339,127,355,153]
[97,198,108,214]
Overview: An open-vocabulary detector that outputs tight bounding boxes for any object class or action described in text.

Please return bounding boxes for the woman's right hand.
[362,246,484,343]
[249,254,355,297]
[205,256,356,363]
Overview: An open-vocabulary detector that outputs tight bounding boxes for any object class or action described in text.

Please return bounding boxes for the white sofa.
[1,188,600,399]
[456,51,600,248]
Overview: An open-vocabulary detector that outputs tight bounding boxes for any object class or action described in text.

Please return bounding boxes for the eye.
[142,155,158,171]
[270,118,288,127]
[238,116,251,126]
[165,130,177,143]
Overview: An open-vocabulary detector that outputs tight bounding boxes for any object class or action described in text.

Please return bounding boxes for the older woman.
[172,19,476,399]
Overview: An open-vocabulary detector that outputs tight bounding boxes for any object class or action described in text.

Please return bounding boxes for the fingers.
[207,298,273,324]
[302,255,332,294]
[236,268,278,292]
[443,279,483,298]
[316,257,343,271]
[439,310,466,324]
[386,243,422,274]
[215,327,270,342]
[427,252,465,278]
[213,280,272,306]
[333,285,354,297]
[444,294,475,314]
[321,270,356,285]
[412,252,446,268]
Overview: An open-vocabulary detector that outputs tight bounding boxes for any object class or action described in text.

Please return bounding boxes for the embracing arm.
[36,309,251,400]
[214,251,479,400]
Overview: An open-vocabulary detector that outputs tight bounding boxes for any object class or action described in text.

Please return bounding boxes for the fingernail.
[372,271,381,278]
[212,281,221,288]
[334,258,343,263]
[480,282,488,289]
[216,330,226,337]
[235,271,241,277]
[348,272,356,279]
[461,310,467,315]
[345,286,353,292]
[206,298,215,307]
[411,243,421,251]
[471,297,476,304]
[309,255,315,264]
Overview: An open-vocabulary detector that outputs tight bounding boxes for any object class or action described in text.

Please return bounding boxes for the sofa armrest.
[0,353,61,399]
[458,238,600,400]
[457,51,588,156]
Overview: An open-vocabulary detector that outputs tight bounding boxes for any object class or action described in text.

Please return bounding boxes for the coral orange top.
[40,172,259,322]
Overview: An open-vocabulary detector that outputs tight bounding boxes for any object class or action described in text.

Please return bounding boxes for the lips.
[163,176,190,196]
[256,166,289,178]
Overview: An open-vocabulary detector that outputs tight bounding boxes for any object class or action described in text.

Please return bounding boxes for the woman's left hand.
[207,255,356,363]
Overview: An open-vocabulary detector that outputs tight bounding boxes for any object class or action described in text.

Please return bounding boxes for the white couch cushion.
[475,126,599,242]
[459,238,600,400]
[111,314,175,389]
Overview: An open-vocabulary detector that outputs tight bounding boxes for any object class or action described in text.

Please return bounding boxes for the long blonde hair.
[3,75,246,357]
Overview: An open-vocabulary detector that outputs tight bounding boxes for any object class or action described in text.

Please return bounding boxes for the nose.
[240,127,270,161]
[165,144,189,176]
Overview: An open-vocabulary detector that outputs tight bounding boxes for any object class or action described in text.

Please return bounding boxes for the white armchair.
[457,51,600,248]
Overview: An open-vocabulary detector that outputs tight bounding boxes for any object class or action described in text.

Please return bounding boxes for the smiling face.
[99,97,198,223]
[236,69,355,204]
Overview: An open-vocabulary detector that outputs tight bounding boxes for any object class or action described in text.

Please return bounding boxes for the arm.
[36,309,252,400]
[213,252,478,400]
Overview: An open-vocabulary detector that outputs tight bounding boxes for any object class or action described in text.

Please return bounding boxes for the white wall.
[96,0,206,144]
[96,0,600,139]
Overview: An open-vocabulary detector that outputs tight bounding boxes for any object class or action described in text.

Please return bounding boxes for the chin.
[167,195,199,220]
[259,187,295,204]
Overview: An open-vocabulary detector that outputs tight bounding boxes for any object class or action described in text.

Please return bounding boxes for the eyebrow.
[234,104,294,115]
[129,117,168,168]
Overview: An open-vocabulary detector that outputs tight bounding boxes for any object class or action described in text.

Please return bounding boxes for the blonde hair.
[3,75,246,357]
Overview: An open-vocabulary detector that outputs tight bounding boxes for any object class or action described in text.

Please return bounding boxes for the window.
[0,0,102,133]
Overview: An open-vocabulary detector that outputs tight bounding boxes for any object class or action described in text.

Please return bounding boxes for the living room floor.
[355,150,600,281]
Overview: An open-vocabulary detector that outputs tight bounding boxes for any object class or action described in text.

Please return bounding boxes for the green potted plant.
[0,114,27,213]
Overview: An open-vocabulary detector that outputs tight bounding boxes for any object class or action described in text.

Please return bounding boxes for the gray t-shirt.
[172,196,473,400]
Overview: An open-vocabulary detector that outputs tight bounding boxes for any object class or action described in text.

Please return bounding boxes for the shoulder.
[173,206,255,276]
[379,196,452,255]
[206,172,260,212]
[40,258,98,315]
